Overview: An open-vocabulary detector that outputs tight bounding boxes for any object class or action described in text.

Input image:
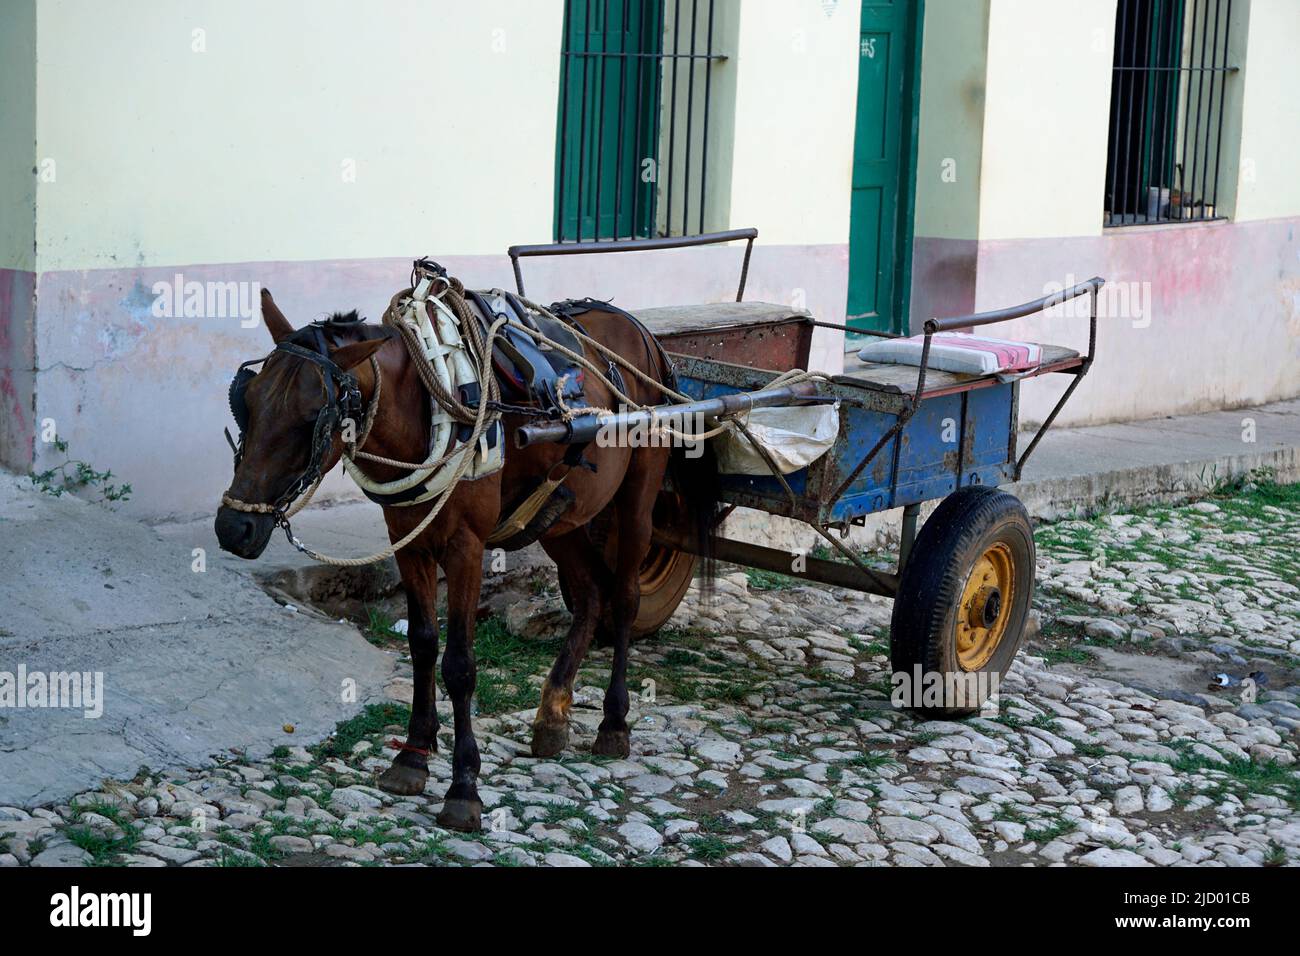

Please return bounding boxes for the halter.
[221,335,366,542]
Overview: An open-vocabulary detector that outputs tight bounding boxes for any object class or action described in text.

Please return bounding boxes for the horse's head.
[214,289,387,559]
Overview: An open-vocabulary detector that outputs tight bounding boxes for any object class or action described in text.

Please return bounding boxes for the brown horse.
[215,288,714,831]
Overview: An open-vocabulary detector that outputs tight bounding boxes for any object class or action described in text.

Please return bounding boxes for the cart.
[507,229,1101,715]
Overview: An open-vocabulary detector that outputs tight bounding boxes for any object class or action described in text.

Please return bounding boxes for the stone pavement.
[3,482,1297,867]
[0,474,395,808]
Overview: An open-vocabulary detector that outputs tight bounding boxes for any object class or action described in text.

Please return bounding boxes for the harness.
[218,261,695,566]
[340,271,505,508]
[221,331,370,545]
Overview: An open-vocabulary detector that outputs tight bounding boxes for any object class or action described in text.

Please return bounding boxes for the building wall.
[909,0,989,325]
[32,0,565,269]
[5,0,1296,517]
[10,0,861,518]
[1232,0,1300,223]
[977,0,1116,241]
[913,0,1300,431]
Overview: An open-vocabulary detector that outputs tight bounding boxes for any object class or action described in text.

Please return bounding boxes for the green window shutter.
[555,0,663,242]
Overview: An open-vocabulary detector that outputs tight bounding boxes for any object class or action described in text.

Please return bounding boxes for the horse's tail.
[670,434,720,596]
[650,340,718,598]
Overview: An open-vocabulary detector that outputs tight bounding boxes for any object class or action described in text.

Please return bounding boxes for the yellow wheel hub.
[956,542,1015,671]
[639,542,679,592]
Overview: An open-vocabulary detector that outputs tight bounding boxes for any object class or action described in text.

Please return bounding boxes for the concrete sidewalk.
[0,475,396,806]
[1013,397,1300,517]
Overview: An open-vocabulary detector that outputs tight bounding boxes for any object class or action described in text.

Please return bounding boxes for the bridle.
[221,334,367,541]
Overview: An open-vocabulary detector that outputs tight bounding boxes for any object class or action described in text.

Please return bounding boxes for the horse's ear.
[260,288,295,343]
[329,337,387,371]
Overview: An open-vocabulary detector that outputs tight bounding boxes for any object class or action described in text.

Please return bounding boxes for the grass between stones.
[471,616,560,715]
[313,702,412,761]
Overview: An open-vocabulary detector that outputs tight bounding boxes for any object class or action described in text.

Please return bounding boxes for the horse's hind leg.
[594,451,666,758]
[531,529,609,757]
[436,528,487,831]
[377,551,438,797]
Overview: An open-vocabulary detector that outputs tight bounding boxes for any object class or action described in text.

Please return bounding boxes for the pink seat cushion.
[858,333,1042,375]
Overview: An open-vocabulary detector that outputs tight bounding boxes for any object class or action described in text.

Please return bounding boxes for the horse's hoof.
[437,798,483,832]
[592,728,630,758]
[530,723,569,758]
[377,762,428,796]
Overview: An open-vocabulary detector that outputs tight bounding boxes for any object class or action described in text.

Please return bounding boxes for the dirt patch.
[259,560,567,643]
[1056,645,1208,696]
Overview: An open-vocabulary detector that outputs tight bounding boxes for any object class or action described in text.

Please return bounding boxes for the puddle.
[1054,643,1298,707]
[257,562,403,621]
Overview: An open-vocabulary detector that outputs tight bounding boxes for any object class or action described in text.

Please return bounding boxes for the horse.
[214,287,716,831]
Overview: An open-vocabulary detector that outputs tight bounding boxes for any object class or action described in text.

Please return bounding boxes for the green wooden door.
[847,0,923,333]
[555,0,662,242]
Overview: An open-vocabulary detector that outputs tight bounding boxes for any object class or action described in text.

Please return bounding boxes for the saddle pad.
[857,333,1042,376]
[464,291,587,408]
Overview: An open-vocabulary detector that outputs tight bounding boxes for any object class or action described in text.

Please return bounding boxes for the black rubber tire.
[889,486,1035,718]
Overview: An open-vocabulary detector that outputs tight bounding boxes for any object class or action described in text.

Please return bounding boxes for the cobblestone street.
[4,481,1298,868]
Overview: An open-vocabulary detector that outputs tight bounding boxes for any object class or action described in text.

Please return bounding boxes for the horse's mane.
[258,312,386,408]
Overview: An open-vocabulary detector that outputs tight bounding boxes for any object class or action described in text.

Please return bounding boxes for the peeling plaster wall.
[976,218,1300,430]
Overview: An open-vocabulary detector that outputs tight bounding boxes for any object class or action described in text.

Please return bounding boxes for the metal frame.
[508,227,757,301]
[926,277,1103,481]
[506,222,1103,600]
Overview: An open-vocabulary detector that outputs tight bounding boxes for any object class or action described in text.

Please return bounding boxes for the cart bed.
[640,306,1080,526]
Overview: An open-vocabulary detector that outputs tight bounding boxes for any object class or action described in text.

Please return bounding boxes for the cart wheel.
[889,486,1035,718]
[576,493,698,643]
[630,536,697,639]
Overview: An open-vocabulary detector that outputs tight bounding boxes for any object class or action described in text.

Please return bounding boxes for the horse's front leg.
[378,551,439,796]
[435,529,486,832]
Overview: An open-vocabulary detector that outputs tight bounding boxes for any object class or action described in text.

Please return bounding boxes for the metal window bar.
[555,0,727,243]
[1103,0,1236,227]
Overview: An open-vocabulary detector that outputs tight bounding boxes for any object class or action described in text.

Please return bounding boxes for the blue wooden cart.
[508,230,1103,714]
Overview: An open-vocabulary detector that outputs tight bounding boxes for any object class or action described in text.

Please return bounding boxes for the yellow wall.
[32,0,565,272]
[921,0,1297,239]
[977,0,1117,241]
[727,0,861,246]
[1232,0,1300,222]
[913,0,989,241]
[29,0,865,273]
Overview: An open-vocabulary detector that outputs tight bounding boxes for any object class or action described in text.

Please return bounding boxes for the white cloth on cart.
[715,403,839,476]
